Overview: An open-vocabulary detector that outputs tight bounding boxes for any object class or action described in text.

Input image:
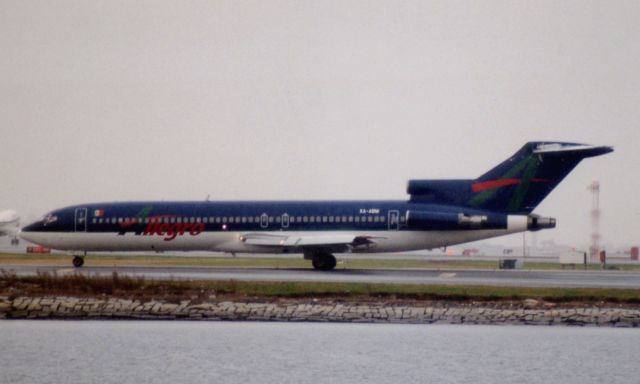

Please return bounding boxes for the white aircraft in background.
[0,210,20,245]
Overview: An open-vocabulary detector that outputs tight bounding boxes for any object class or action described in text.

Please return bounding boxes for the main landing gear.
[308,252,337,271]
[72,255,85,268]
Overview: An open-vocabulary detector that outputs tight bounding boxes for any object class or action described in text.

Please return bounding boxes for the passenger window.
[276,216,281,223]
[269,217,274,223]
[241,217,247,223]
[309,216,315,223]
[303,216,308,222]
[368,216,373,222]
[329,216,334,222]
[355,217,360,223]
[335,216,341,223]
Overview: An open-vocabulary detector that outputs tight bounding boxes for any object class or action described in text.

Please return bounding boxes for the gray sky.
[1,1,638,248]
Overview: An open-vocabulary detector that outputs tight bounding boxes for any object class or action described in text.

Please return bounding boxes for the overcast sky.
[1,1,638,249]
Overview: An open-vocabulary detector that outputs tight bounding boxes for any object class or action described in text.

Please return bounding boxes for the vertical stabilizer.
[408,142,613,214]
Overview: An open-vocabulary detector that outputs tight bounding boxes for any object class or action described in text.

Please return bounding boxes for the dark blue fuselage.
[23,200,502,234]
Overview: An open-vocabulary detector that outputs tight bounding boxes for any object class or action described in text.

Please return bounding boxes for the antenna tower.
[588,180,601,259]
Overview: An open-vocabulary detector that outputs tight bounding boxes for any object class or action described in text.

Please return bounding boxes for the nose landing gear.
[72,255,85,268]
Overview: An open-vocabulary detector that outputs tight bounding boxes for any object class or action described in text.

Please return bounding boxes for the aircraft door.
[260,213,269,229]
[388,210,399,230]
[75,208,88,232]
[281,213,289,229]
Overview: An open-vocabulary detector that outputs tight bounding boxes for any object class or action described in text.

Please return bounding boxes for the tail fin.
[408,142,613,214]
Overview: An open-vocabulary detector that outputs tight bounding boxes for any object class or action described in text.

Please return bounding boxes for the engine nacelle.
[406,210,507,230]
[527,215,556,231]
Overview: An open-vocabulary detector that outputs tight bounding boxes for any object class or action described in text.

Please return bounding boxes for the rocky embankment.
[1,296,639,327]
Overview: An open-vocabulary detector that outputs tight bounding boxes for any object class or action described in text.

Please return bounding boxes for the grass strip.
[1,270,639,304]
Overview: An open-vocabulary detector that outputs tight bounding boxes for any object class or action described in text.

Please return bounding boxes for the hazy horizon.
[1,1,638,249]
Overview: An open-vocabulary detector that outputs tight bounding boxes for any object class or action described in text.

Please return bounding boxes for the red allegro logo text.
[144,222,205,241]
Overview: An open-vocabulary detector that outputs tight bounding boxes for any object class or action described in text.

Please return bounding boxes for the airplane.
[20,142,612,270]
[0,209,20,245]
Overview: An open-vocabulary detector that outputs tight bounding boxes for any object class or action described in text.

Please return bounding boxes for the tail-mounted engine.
[405,210,556,232]
[527,214,556,231]
[405,210,507,230]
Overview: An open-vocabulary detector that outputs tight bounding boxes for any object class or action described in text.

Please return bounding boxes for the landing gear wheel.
[312,253,337,271]
[72,256,85,268]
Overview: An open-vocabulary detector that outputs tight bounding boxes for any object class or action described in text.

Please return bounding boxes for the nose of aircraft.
[21,220,40,232]
[19,230,32,243]
[19,220,42,243]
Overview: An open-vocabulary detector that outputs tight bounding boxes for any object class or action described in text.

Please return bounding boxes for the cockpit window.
[42,214,58,226]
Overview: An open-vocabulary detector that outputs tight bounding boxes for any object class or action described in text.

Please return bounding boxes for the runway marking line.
[56,268,75,274]
[438,272,457,279]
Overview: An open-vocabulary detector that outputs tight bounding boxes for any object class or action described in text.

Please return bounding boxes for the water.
[1,321,638,384]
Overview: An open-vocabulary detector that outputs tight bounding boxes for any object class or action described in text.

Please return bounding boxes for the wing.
[0,210,19,236]
[0,226,19,237]
[239,232,381,252]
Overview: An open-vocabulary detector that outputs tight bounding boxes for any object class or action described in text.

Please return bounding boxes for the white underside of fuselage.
[21,217,528,255]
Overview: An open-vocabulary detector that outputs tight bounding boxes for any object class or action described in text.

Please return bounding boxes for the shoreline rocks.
[1,296,638,327]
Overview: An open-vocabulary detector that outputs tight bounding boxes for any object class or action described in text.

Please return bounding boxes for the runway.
[3,264,640,289]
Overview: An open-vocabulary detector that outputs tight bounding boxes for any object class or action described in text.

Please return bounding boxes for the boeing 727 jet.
[21,142,612,270]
